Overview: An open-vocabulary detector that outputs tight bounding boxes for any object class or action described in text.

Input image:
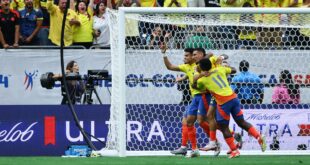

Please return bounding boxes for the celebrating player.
[162,45,218,157]
[194,55,243,154]
[194,58,267,158]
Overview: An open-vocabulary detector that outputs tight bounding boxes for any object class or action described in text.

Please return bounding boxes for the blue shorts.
[183,93,215,117]
[216,98,244,124]
[183,107,189,118]
[198,93,217,115]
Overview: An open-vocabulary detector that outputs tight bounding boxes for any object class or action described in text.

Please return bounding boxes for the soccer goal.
[99,7,310,157]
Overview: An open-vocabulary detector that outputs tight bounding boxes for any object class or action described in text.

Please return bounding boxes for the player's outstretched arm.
[192,71,210,89]
[220,54,229,60]
[214,54,229,65]
[160,43,181,71]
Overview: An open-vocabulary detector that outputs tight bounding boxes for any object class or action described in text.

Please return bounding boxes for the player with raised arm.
[162,46,216,158]
[194,58,267,158]
[161,46,197,157]
[196,55,243,154]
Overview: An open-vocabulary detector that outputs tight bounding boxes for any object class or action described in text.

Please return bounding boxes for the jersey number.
[212,75,227,89]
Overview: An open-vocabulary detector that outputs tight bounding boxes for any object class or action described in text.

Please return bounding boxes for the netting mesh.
[106,9,310,154]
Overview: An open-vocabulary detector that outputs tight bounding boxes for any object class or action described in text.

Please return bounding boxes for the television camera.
[40,70,109,104]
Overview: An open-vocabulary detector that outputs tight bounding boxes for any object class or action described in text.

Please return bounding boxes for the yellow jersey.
[178,63,204,96]
[196,66,237,105]
[140,0,157,7]
[280,0,303,7]
[220,0,244,23]
[164,0,187,7]
[209,55,220,69]
[73,11,94,43]
[257,0,281,25]
[10,0,25,11]
[47,1,78,46]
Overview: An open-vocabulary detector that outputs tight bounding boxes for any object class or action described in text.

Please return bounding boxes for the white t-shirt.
[93,12,110,46]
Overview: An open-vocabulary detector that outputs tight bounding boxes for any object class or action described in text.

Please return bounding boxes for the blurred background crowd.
[0,0,310,50]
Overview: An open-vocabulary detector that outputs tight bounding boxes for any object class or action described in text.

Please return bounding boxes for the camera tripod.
[82,82,102,105]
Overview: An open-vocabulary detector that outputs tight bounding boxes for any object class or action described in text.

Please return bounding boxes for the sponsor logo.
[65,121,106,142]
[127,121,165,142]
[0,122,37,142]
[126,74,175,88]
[246,113,281,120]
[24,69,38,91]
[44,116,56,145]
[0,74,9,88]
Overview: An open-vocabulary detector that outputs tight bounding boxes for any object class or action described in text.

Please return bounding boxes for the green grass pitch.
[0,155,309,165]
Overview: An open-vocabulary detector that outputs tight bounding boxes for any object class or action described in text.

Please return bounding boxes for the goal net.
[101,7,310,156]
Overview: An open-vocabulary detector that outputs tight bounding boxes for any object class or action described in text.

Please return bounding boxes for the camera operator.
[54,61,85,105]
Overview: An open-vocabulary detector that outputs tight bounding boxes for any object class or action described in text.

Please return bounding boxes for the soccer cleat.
[227,133,243,154]
[170,147,187,156]
[234,133,243,149]
[226,143,242,155]
[258,135,267,152]
[228,150,240,159]
[185,149,200,158]
[214,142,221,157]
[199,141,217,151]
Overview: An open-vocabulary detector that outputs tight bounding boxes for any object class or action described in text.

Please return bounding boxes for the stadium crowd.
[0,0,310,49]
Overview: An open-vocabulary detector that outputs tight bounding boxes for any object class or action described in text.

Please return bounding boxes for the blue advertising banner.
[0,105,206,156]
[0,105,309,156]
[0,105,110,156]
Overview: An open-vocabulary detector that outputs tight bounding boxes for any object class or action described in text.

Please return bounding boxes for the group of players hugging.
[160,45,266,158]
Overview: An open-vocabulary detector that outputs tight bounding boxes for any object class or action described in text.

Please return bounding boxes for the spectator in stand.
[164,0,187,7]
[19,0,43,45]
[163,0,187,48]
[184,25,213,50]
[10,0,25,10]
[220,0,243,22]
[297,3,310,49]
[93,0,112,48]
[136,0,157,45]
[219,0,243,49]
[272,70,300,104]
[231,60,264,104]
[119,0,140,46]
[136,0,157,7]
[280,0,303,7]
[187,0,205,7]
[0,0,20,49]
[238,1,258,49]
[146,25,171,47]
[36,0,53,45]
[285,1,309,49]
[47,0,79,46]
[256,0,282,48]
[72,0,94,49]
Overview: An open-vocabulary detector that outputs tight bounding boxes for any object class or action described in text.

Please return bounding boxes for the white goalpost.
[99,7,310,157]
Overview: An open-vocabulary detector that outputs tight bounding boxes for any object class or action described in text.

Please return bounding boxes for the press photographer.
[40,61,109,105]
[57,61,85,105]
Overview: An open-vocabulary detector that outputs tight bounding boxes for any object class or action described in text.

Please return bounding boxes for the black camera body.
[40,70,109,105]
[40,70,109,89]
